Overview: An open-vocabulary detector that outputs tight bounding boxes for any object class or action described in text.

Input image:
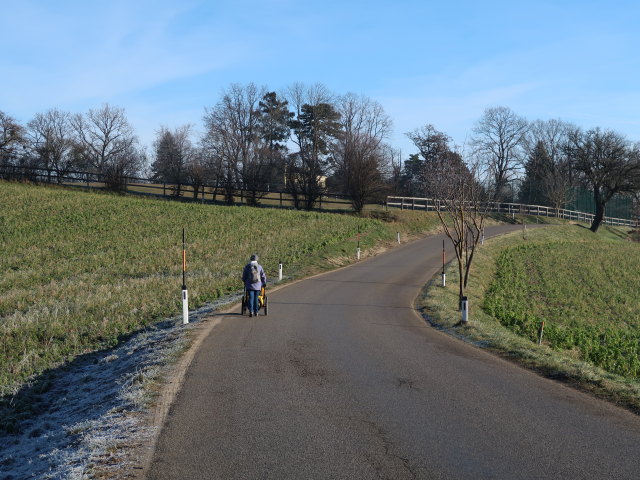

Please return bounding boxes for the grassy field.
[420,224,640,413]
[0,181,442,398]
[9,180,638,416]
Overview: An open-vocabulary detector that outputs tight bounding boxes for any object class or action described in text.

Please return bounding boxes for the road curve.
[147,225,640,479]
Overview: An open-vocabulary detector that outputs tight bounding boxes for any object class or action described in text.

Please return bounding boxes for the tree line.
[401,106,640,232]
[0,83,395,213]
[398,107,640,310]
[0,104,145,191]
[2,87,640,227]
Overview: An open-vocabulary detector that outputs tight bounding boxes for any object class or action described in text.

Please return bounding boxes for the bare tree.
[202,86,249,205]
[27,108,75,182]
[331,93,392,212]
[380,146,402,196]
[202,83,276,206]
[106,142,146,191]
[567,128,640,232]
[71,104,140,188]
[227,83,265,205]
[436,157,490,313]
[185,146,209,200]
[471,106,528,200]
[0,111,26,165]
[409,126,489,311]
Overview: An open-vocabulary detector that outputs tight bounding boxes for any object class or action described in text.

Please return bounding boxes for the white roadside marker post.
[356,226,361,260]
[397,232,401,244]
[182,228,189,325]
[441,239,446,287]
[278,261,283,282]
[461,296,469,323]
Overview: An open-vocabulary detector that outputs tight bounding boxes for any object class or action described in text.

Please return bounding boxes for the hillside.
[421,224,640,412]
[0,181,440,397]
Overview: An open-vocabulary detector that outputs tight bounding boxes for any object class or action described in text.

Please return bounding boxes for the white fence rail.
[386,196,637,228]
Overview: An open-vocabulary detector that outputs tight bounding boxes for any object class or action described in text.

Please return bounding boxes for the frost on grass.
[0,298,226,480]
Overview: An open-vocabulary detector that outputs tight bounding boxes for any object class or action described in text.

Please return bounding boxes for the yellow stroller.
[241,285,268,316]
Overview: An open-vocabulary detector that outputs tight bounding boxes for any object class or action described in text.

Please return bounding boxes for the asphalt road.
[147,225,640,479]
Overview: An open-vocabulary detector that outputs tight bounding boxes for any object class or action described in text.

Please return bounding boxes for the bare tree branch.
[471,106,528,200]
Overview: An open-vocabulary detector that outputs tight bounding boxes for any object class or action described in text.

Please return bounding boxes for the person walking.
[242,253,267,317]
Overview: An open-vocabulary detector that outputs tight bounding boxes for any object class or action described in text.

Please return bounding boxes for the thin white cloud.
[1,1,250,110]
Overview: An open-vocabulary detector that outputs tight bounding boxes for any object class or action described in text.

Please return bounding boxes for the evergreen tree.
[258,92,293,151]
[289,102,342,209]
[406,125,469,198]
[400,154,425,196]
[257,92,293,188]
[520,140,550,205]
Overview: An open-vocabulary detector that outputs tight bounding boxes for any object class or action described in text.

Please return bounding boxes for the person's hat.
[250,253,258,261]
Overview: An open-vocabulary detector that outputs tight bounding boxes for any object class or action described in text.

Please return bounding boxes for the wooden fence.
[3,164,636,225]
[0,164,354,210]
[386,196,638,228]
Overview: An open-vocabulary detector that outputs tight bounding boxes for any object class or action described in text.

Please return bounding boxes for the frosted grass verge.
[0,293,240,479]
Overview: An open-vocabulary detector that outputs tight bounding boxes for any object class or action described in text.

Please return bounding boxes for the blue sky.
[1,0,639,158]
